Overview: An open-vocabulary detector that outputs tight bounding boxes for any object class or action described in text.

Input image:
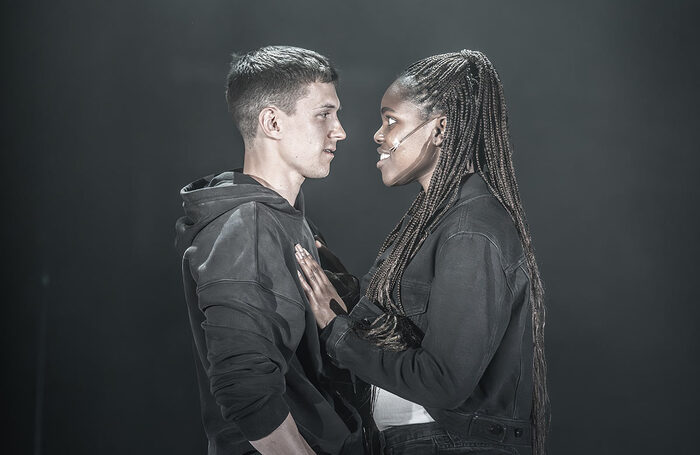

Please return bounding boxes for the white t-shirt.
[372,386,435,431]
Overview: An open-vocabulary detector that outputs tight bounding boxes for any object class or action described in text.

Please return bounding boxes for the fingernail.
[294,244,302,252]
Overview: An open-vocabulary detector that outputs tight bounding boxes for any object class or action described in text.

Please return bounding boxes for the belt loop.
[465,413,477,436]
[378,429,386,454]
[446,429,457,446]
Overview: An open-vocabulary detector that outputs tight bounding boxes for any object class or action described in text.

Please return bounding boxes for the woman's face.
[373,82,442,189]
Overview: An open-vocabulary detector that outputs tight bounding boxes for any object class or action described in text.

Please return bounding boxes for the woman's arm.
[297,233,512,409]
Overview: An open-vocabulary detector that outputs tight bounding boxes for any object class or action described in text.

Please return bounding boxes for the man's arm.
[191,205,313,449]
[198,282,302,441]
[199,284,316,454]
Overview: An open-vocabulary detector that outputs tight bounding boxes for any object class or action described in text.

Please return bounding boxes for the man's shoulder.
[191,201,258,246]
[186,200,297,289]
[195,200,288,242]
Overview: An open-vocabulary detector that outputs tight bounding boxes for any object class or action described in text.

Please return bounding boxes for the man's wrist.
[249,413,313,454]
[235,394,290,441]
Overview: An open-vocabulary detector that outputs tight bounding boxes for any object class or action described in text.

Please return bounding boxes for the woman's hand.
[295,244,348,329]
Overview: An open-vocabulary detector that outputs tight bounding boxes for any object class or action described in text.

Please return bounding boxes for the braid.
[364,52,480,342]
[473,55,549,455]
[360,50,550,454]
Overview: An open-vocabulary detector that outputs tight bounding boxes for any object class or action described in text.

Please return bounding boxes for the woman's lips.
[377,147,391,160]
[376,148,391,168]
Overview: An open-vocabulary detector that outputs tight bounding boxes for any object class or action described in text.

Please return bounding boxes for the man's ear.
[432,116,447,147]
[258,107,282,139]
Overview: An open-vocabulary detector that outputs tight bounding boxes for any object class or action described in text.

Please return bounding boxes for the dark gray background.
[4,1,699,454]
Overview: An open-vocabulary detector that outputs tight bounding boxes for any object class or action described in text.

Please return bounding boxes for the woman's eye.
[387,117,396,126]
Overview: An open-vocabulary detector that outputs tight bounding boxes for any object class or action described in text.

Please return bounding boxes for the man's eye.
[319,112,330,118]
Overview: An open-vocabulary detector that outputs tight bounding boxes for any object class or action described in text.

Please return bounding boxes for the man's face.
[278,82,346,179]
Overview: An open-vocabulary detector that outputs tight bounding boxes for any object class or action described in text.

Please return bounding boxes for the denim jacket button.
[488,425,504,435]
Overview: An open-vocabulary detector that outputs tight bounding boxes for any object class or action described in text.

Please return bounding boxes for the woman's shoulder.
[433,181,524,265]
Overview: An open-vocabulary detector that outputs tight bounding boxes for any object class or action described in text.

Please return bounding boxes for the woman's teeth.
[379,153,390,161]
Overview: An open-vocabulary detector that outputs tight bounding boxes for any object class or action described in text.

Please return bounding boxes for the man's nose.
[331,120,347,141]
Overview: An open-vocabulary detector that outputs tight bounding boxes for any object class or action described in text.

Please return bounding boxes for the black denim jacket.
[321,173,534,452]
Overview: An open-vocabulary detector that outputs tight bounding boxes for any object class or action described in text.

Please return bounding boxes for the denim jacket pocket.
[400,279,432,316]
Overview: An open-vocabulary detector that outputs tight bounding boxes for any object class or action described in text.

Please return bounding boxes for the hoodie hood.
[175,170,305,254]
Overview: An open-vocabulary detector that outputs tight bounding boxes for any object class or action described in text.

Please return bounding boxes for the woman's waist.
[372,386,435,430]
[421,408,532,448]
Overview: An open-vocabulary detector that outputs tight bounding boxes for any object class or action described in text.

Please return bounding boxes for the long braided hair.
[360,50,549,454]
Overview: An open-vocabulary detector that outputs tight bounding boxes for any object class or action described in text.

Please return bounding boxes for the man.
[175,46,362,454]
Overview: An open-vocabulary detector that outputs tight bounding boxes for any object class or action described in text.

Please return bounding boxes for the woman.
[295,50,548,455]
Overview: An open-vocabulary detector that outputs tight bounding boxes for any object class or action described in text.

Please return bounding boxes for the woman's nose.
[373,127,384,145]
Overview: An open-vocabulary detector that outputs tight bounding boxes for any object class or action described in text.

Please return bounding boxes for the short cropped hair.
[225,46,338,139]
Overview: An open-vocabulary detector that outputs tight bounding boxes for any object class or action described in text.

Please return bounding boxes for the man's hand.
[249,412,315,455]
[295,244,348,329]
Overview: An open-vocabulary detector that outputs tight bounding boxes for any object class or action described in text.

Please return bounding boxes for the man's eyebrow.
[317,103,340,110]
[381,106,395,114]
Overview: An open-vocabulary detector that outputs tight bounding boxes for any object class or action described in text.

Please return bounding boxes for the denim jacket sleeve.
[322,232,512,409]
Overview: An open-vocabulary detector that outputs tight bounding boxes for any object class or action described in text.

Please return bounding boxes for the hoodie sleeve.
[187,202,306,441]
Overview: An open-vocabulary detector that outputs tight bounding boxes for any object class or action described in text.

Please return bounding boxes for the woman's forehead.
[381,84,423,118]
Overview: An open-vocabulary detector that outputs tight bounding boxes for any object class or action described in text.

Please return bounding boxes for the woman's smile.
[376,148,391,168]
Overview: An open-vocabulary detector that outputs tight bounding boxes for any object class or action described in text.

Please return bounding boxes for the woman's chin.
[380,169,408,187]
[380,172,394,187]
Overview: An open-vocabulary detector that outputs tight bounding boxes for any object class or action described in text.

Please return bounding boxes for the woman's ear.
[433,116,447,147]
[258,107,282,139]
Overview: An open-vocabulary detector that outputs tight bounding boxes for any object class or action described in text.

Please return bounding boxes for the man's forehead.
[298,82,340,107]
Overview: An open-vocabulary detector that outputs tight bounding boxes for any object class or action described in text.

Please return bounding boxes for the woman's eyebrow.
[381,106,395,114]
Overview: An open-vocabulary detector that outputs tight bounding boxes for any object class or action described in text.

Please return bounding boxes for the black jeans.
[378,422,530,455]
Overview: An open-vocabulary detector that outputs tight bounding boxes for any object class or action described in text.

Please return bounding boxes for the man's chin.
[304,167,331,179]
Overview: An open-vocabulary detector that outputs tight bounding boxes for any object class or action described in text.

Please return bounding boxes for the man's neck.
[243,147,304,208]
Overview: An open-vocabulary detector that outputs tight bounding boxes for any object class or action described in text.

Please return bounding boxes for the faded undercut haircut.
[225,45,338,139]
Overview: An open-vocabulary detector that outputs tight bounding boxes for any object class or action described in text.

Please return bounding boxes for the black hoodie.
[175,171,362,455]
